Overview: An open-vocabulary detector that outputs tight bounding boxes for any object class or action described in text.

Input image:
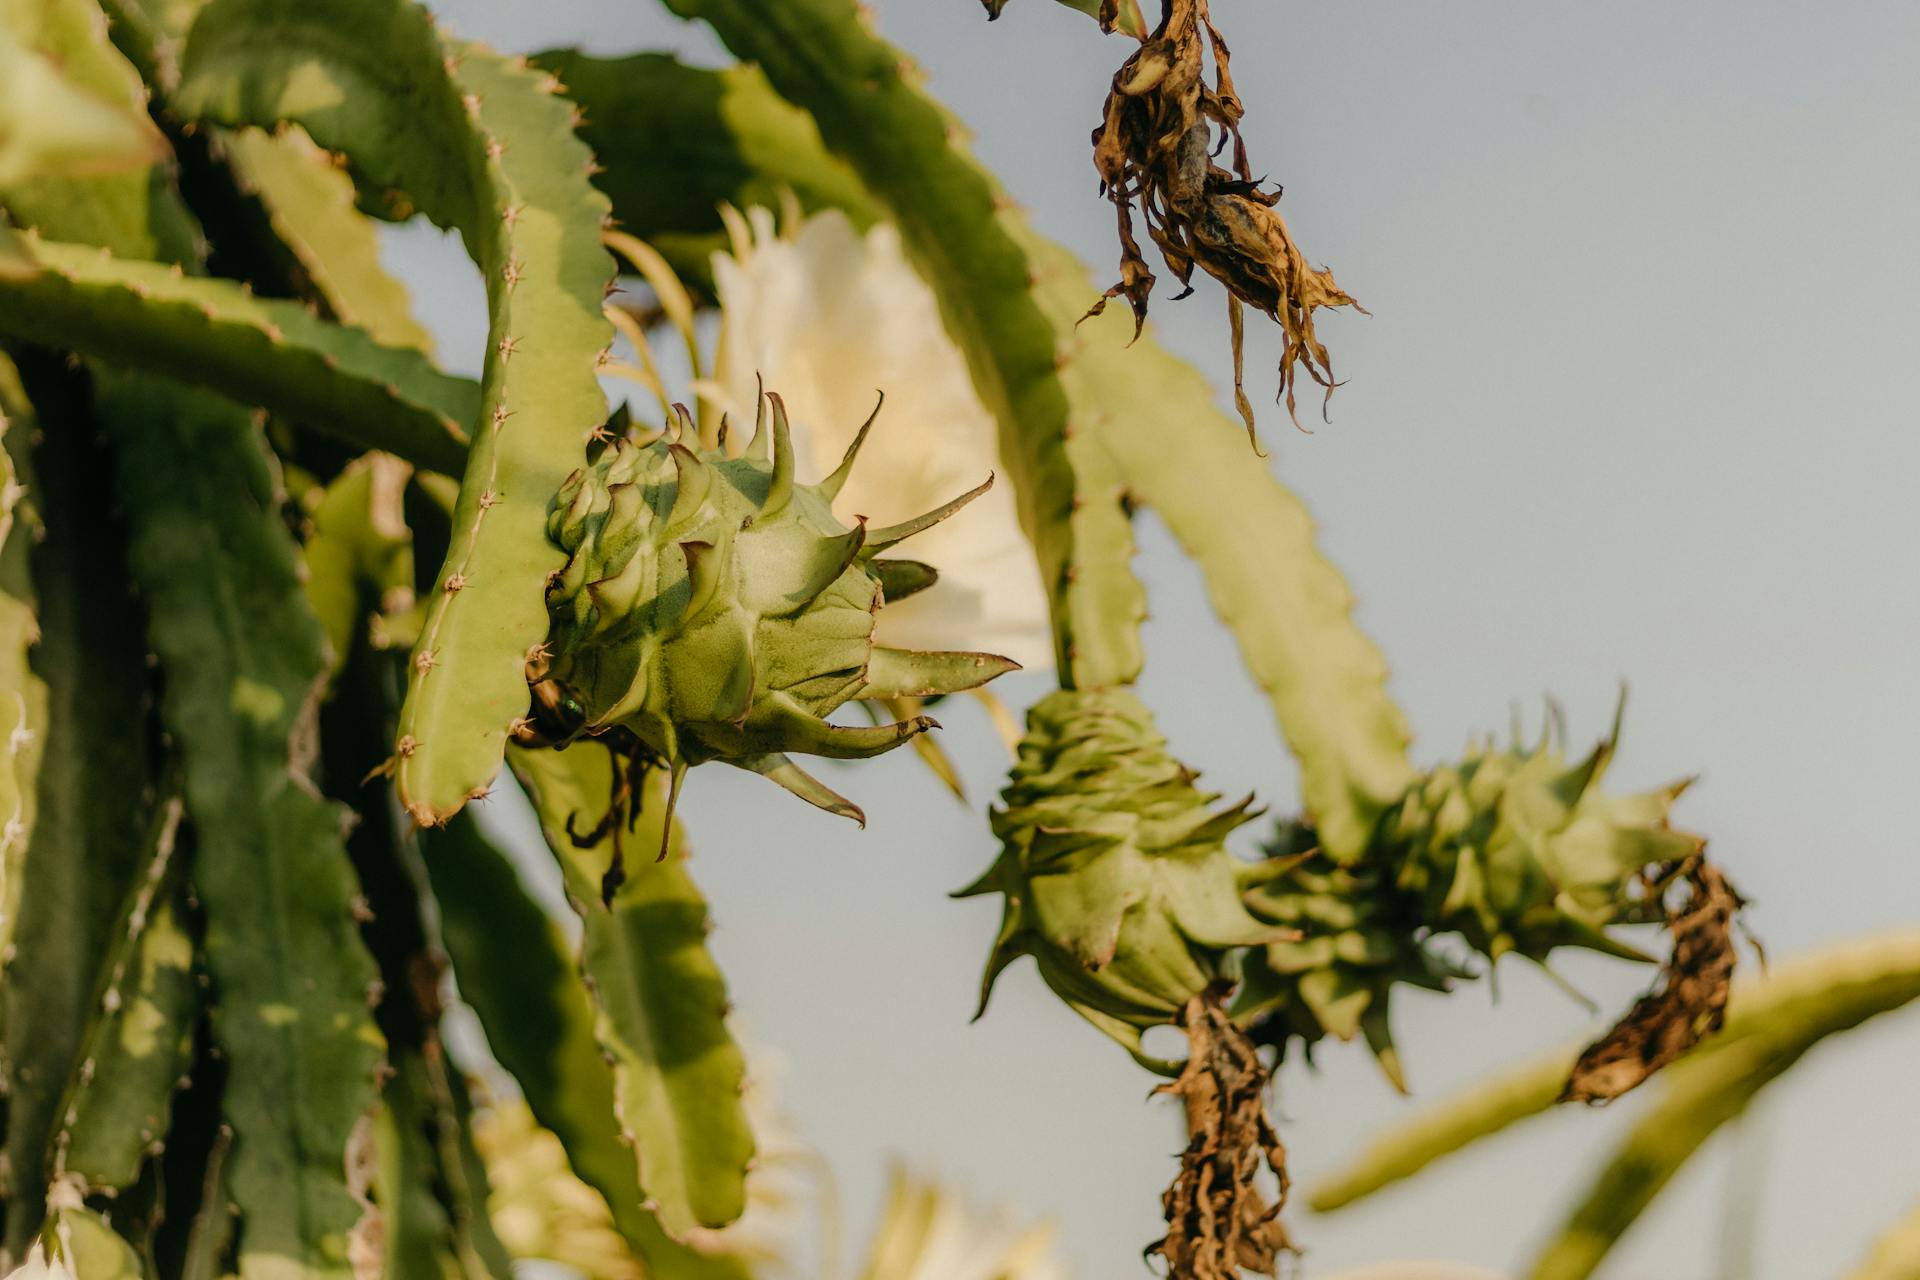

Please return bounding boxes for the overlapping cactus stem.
[1237,713,1732,1096]
[516,390,1018,897]
[1088,0,1363,439]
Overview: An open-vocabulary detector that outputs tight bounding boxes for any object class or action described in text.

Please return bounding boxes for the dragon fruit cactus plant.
[0,0,1766,1276]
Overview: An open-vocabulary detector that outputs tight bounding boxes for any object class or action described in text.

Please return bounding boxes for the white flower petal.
[713,209,1053,669]
[1,1242,76,1280]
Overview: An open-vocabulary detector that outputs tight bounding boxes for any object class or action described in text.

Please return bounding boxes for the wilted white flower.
[859,1166,1067,1280]
[1,1241,77,1280]
[710,208,1052,670]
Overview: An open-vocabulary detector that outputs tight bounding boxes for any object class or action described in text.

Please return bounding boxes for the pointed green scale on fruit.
[527,393,1013,828]
[873,558,938,603]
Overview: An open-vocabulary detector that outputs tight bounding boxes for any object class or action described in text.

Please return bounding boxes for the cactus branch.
[0,234,475,473]
[178,0,617,826]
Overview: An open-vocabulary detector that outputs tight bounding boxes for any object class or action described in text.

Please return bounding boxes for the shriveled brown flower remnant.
[1149,987,1293,1280]
[1563,854,1749,1104]
[1089,0,1362,444]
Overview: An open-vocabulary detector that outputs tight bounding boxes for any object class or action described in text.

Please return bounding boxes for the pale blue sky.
[389,2,1920,1275]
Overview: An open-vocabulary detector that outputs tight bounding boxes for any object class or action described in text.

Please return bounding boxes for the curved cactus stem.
[1849,1200,1920,1280]
[860,648,1021,700]
[103,372,385,1279]
[0,355,158,1260]
[178,0,616,826]
[418,812,748,1278]
[0,376,48,992]
[0,0,200,265]
[526,49,882,296]
[648,1,1144,687]
[0,19,164,189]
[52,792,199,1193]
[731,752,864,824]
[375,1055,511,1280]
[508,746,756,1242]
[1309,930,1920,1215]
[0,233,475,473]
[1015,226,1415,860]
[217,126,434,352]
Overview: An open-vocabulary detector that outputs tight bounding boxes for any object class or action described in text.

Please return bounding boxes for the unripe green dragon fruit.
[959,689,1288,1070]
[1233,820,1470,1091]
[1237,710,1703,1087]
[523,391,1017,833]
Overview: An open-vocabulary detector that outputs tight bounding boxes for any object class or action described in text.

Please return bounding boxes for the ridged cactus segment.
[530,396,1016,825]
[0,0,201,265]
[960,689,1286,1068]
[0,391,47,976]
[419,812,746,1275]
[53,794,198,1192]
[659,0,1145,689]
[1527,955,1920,1280]
[101,374,385,1279]
[178,0,617,825]
[527,49,882,294]
[510,746,756,1241]
[218,126,435,352]
[0,234,475,472]
[1,361,157,1262]
[1014,227,1415,861]
[374,1056,509,1280]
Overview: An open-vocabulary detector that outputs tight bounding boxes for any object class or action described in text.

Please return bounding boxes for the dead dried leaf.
[1148,987,1294,1280]
[1563,855,1747,1104]
[1088,0,1362,443]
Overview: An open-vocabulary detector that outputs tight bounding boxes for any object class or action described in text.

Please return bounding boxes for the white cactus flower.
[710,207,1053,671]
[859,1166,1067,1280]
[1,1242,77,1280]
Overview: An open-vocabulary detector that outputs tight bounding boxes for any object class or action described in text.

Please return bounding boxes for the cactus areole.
[518,391,1017,893]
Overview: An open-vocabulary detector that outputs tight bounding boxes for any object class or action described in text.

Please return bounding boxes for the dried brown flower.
[1088,0,1362,444]
[1563,855,1749,1104]
[1149,987,1294,1280]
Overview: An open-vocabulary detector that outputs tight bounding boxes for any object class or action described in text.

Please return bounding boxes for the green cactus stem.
[510,745,756,1243]
[217,126,436,352]
[0,355,158,1261]
[51,790,199,1194]
[178,0,617,826]
[104,372,385,1279]
[419,811,749,1277]
[0,233,475,472]
[527,49,882,298]
[1308,930,1920,1214]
